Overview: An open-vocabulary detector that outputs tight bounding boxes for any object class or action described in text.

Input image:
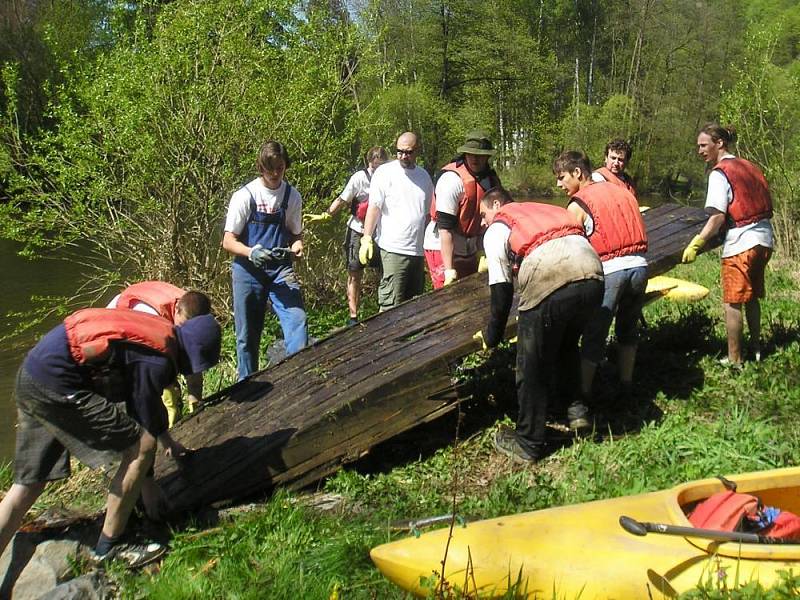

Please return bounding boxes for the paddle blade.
[619,516,648,536]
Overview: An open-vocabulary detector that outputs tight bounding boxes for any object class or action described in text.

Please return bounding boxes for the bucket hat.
[457,130,496,156]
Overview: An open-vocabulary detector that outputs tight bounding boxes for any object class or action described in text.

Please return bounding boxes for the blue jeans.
[232,263,307,380]
[581,266,648,364]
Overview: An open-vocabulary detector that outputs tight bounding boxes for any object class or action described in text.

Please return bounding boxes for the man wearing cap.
[107,282,212,426]
[359,132,433,311]
[424,130,502,288]
[0,309,221,568]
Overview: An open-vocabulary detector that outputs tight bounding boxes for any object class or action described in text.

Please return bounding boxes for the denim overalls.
[232,182,307,380]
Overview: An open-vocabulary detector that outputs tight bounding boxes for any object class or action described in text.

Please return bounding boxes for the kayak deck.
[371,466,800,598]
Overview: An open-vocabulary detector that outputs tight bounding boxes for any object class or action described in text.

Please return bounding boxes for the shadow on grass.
[341,307,723,478]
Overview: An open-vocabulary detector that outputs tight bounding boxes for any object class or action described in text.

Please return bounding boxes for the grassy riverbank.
[5,251,800,598]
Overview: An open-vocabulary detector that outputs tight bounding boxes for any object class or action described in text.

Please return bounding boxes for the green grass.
[9,252,800,598]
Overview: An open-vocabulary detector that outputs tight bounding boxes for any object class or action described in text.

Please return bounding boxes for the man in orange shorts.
[682,124,774,365]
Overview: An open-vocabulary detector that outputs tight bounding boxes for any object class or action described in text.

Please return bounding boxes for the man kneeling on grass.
[0,308,221,568]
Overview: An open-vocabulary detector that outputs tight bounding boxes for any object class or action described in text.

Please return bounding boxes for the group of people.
[0,122,774,569]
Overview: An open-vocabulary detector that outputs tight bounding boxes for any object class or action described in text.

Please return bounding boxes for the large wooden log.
[155,203,716,513]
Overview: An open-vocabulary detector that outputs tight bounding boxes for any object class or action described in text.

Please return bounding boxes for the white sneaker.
[90,542,166,569]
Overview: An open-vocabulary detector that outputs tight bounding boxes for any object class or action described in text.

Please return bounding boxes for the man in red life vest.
[682,123,774,366]
[591,139,637,198]
[557,150,649,412]
[108,282,211,426]
[476,187,603,463]
[305,147,389,326]
[424,130,502,288]
[0,309,221,568]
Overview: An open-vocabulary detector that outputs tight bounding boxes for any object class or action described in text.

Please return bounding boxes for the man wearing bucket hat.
[0,310,221,569]
[424,130,502,289]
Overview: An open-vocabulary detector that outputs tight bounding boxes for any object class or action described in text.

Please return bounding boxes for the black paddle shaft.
[619,515,798,545]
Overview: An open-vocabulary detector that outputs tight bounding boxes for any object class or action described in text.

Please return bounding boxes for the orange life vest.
[430,160,501,238]
[688,491,760,531]
[64,308,178,365]
[116,281,185,322]
[713,158,773,227]
[594,166,637,197]
[570,182,648,261]
[494,203,584,259]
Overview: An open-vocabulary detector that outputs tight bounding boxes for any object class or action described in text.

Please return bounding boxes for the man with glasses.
[359,132,433,311]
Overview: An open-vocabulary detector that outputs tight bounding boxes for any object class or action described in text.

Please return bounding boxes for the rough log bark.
[155,203,716,513]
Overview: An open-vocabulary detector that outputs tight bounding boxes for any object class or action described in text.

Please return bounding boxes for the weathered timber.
[155,203,716,513]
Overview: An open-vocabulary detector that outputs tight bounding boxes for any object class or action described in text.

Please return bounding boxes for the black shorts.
[13,367,141,484]
[344,227,381,272]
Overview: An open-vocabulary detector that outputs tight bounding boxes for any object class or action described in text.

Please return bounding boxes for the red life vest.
[430,160,501,238]
[64,308,178,365]
[767,511,800,540]
[688,490,760,531]
[351,168,371,222]
[494,203,584,259]
[116,281,185,322]
[570,182,648,261]
[713,157,773,227]
[594,166,637,197]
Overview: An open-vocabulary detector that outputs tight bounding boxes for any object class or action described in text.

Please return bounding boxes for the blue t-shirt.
[23,324,174,436]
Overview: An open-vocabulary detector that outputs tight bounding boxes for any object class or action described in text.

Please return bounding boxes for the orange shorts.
[721,245,772,304]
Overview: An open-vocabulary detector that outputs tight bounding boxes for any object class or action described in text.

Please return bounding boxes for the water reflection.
[0,239,92,462]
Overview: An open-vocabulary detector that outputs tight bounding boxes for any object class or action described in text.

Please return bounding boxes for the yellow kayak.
[371,466,800,598]
[645,275,710,305]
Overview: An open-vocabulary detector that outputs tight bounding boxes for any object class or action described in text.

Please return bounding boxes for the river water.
[0,239,91,463]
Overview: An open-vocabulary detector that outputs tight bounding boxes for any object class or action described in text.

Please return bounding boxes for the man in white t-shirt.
[222,140,308,380]
[359,132,433,311]
[307,147,389,325]
[682,124,774,365]
[423,131,501,289]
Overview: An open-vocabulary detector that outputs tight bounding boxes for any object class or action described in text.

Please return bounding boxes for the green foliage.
[721,23,800,254]
[117,491,400,599]
[680,569,800,599]
[1,0,365,316]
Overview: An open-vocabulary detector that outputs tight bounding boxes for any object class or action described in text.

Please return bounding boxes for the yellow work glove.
[443,269,458,286]
[358,235,374,265]
[681,235,706,264]
[304,212,331,224]
[478,254,489,273]
[472,330,488,351]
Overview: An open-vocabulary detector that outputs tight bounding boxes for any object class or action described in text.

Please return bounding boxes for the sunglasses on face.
[395,148,416,156]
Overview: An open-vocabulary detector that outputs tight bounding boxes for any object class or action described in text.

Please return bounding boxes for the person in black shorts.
[0,309,221,567]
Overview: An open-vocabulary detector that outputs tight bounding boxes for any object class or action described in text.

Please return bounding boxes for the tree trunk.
[155,204,715,514]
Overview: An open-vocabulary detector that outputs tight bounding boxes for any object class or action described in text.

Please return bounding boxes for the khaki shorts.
[13,367,141,484]
[721,245,772,304]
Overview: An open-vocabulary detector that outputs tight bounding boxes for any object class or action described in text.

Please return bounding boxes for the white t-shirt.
[368,160,433,256]
[106,294,159,315]
[338,169,371,234]
[224,177,303,237]
[576,211,647,276]
[590,172,607,183]
[423,171,478,256]
[705,154,774,258]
